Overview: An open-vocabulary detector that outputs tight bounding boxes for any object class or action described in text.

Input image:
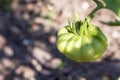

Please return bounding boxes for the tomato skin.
[57,19,107,62]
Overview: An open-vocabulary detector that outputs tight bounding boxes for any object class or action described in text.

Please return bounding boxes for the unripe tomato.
[57,18,108,62]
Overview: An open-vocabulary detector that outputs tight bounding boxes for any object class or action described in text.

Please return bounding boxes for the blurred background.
[0,0,120,80]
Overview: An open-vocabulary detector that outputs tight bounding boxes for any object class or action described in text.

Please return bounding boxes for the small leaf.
[101,20,120,26]
[104,0,120,18]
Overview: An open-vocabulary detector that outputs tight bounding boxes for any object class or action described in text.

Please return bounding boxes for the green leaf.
[104,0,120,18]
[101,20,120,26]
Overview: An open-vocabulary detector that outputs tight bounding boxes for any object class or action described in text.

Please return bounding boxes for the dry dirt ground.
[0,0,120,80]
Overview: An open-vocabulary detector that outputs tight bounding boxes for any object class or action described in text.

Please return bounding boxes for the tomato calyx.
[66,18,91,36]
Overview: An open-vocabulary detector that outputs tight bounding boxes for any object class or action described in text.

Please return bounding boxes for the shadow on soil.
[0,9,120,80]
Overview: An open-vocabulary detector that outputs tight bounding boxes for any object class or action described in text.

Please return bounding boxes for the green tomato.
[57,18,108,62]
